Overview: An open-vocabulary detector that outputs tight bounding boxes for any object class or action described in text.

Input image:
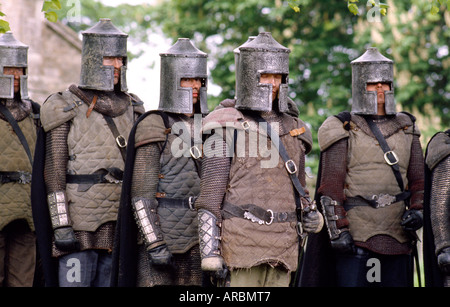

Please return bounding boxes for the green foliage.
[48,0,450,148]
[146,0,448,170]
[430,0,449,15]
[42,0,62,23]
[0,11,10,34]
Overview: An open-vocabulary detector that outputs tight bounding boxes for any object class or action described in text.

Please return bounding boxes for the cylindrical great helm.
[79,18,128,92]
[0,32,29,99]
[159,38,208,114]
[351,47,395,115]
[235,32,290,112]
[233,36,256,99]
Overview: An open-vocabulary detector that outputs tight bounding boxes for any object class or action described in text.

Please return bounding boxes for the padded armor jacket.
[133,112,201,254]
[0,100,39,231]
[40,89,144,232]
[200,107,312,272]
[318,113,424,251]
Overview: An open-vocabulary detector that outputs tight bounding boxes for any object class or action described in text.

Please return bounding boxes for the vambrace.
[132,197,165,250]
[198,209,221,259]
[320,195,348,240]
[47,191,71,229]
[198,209,223,271]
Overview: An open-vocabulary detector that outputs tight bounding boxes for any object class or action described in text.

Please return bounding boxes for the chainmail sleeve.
[317,138,347,203]
[195,131,231,222]
[131,143,161,199]
[407,134,425,210]
[430,155,450,254]
[44,122,70,192]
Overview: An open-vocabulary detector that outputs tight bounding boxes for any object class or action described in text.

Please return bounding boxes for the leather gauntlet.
[320,195,355,254]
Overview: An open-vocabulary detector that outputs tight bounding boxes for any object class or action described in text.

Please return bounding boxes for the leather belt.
[0,171,32,184]
[156,196,197,210]
[344,192,410,210]
[66,168,124,192]
[221,201,297,225]
[66,168,123,184]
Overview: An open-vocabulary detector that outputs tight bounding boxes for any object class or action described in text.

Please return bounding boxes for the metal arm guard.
[198,209,222,270]
[132,196,165,250]
[47,191,71,230]
[320,195,347,240]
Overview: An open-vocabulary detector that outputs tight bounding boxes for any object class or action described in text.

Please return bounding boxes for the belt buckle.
[285,160,298,174]
[243,209,273,225]
[241,121,250,130]
[372,194,395,208]
[18,171,31,184]
[116,135,127,148]
[188,196,196,211]
[189,145,202,159]
[384,151,399,165]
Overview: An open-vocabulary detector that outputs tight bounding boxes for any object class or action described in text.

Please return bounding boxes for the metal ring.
[285,159,298,174]
[265,209,274,225]
[189,146,202,159]
[384,151,399,165]
[188,196,196,211]
[241,121,250,130]
[116,135,127,148]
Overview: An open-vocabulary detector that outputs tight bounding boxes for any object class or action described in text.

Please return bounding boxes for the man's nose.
[113,59,122,68]
[192,80,201,89]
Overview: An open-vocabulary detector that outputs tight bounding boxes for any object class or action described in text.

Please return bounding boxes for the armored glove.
[437,247,450,275]
[331,230,356,254]
[146,243,173,267]
[401,209,423,231]
[54,226,80,252]
[302,204,324,234]
[198,209,228,279]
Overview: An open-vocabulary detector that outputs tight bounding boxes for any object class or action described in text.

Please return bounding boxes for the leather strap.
[252,114,311,211]
[365,117,410,202]
[222,201,297,224]
[68,84,127,162]
[0,103,33,165]
[157,196,197,210]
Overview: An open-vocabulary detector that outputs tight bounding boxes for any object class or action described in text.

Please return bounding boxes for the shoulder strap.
[0,103,33,166]
[68,84,129,162]
[334,111,352,131]
[365,117,410,203]
[252,113,310,205]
